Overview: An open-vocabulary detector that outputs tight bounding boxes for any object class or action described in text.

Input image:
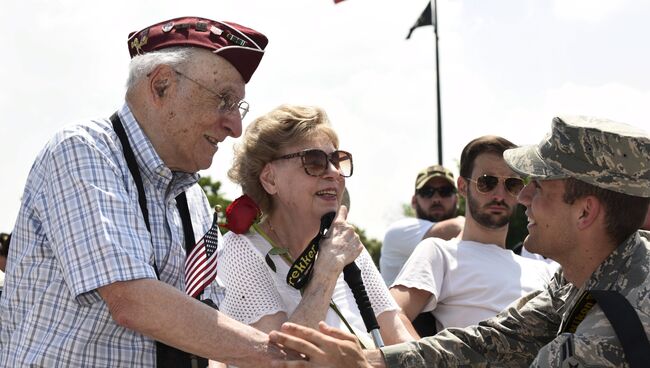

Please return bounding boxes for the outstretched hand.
[269,321,375,368]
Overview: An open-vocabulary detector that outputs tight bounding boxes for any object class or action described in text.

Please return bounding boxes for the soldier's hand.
[269,321,374,368]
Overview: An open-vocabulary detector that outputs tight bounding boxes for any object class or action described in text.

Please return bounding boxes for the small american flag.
[185,212,220,298]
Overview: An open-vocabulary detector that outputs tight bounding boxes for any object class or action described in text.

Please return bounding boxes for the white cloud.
[553,0,625,22]
[543,82,650,127]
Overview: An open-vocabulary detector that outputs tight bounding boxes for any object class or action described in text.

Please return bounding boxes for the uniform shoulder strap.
[589,290,650,368]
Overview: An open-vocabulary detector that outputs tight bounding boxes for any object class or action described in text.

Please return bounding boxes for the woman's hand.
[316,206,364,274]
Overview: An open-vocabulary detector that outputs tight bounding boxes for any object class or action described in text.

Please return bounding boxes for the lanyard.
[252,223,368,349]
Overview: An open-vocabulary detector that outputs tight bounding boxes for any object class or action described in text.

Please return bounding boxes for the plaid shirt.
[0,104,217,366]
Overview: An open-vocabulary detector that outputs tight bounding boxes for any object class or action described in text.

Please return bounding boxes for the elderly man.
[269,115,650,368]
[0,17,281,367]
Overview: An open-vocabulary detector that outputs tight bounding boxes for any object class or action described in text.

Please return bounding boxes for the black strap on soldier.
[560,289,650,368]
[110,112,208,368]
[590,290,650,368]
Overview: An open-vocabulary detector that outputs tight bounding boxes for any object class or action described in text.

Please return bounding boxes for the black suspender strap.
[109,112,206,368]
[176,192,196,254]
[110,113,151,233]
[589,290,650,368]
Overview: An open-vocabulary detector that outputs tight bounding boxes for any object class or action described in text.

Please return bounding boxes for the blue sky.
[1,0,649,239]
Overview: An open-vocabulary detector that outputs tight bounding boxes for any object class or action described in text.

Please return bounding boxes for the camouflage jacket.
[381,230,650,367]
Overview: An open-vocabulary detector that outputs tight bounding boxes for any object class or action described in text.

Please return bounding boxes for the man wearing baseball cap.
[380,165,459,287]
[269,115,650,368]
[390,135,553,335]
[0,17,281,367]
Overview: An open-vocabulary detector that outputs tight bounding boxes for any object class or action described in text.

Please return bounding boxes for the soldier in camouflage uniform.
[269,115,650,368]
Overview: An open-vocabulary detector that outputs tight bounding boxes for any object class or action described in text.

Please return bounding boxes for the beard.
[467,190,514,229]
[415,201,456,222]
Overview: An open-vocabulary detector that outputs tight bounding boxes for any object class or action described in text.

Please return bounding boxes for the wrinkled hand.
[316,206,364,273]
[269,322,372,368]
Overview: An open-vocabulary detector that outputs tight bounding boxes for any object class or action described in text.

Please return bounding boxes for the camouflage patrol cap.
[415,165,456,190]
[504,116,650,197]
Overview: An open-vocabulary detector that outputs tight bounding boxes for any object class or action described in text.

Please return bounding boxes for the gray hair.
[125,47,198,91]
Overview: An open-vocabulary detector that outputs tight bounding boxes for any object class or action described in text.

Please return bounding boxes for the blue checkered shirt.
[0,104,218,366]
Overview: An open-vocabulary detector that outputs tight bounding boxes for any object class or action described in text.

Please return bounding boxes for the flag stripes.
[185,212,220,298]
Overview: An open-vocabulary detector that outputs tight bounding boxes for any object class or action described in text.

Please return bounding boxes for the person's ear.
[259,163,278,195]
[457,176,468,198]
[576,196,601,230]
[411,194,417,209]
[148,65,176,103]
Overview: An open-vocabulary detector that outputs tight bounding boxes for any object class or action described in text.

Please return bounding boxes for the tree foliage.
[353,225,382,267]
[198,176,232,218]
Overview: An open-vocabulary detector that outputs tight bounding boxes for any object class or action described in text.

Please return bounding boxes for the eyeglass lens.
[303,150,353,177]
[417,186,456,198]
[218,96,249,119]
[475,175,524,196]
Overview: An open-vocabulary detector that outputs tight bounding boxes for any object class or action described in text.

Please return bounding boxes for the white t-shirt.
[393,237,554,329]
[217,230,398,347]
[380,217,433,285]
[520,246,561,270]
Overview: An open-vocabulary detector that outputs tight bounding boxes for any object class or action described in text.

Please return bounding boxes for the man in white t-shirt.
[391,136,554,331]
[380,165,459,286]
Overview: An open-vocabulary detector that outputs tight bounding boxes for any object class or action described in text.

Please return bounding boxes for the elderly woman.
[217,105,414,348]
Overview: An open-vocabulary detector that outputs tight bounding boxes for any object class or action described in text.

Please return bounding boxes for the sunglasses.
[273,149,353,177]
[416,186,456,198]
[465,174,525,196]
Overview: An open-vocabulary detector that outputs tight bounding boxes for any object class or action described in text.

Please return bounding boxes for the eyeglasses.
[174,70,250,119]
[272,149,353,177]
[465,174,525,196]
[416,186,456,198]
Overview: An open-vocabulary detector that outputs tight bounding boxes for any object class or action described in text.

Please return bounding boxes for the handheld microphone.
[323,209,384,348]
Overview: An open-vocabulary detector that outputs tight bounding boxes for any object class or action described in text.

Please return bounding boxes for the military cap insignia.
[130,29,149,55]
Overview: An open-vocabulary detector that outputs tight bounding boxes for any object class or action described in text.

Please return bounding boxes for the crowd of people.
[0,14,649,368]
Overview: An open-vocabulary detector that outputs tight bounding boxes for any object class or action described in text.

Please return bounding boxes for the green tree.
[402,203,415,218]
[198,176,232,217]
[353,225,382,267]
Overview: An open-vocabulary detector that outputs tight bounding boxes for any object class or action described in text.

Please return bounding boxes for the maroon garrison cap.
[127,16,268,83]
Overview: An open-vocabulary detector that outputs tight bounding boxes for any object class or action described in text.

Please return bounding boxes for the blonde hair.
[229,104,339,213]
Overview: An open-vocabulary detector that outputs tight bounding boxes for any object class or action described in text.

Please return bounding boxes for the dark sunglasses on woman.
[465,174,525,196]
[272,149,353,177]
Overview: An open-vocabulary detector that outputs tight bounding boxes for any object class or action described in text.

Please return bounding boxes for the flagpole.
[432,0,443,165]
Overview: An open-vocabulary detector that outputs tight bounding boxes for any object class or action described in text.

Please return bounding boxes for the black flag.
[406,1,434,39]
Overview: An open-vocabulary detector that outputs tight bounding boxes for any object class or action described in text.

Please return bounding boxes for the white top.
[217,229,398,347]
[393,237,554,329]
[380,217,434,285]
[521,245,561,270]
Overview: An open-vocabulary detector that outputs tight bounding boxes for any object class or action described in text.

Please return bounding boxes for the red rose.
[221,194,260,234]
